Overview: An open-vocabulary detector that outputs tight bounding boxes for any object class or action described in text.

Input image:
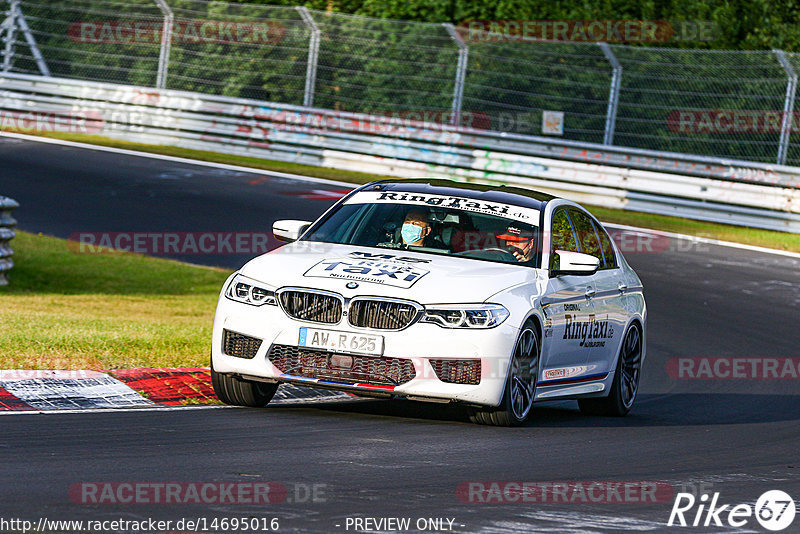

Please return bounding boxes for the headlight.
[225,274,277,306]
[421,304,509,329]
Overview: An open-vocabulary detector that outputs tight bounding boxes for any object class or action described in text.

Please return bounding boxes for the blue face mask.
[401,223,425,244]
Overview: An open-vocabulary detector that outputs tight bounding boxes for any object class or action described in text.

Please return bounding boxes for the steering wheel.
[482,247,519,259]
[454,247,518,261]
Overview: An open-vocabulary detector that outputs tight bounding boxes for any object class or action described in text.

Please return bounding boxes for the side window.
[549,208,578,270]
[592,220,618,269]
[568,209,603,264]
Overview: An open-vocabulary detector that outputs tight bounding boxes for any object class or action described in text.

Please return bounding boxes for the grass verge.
[9,130,800,253]
[0,231,230,370]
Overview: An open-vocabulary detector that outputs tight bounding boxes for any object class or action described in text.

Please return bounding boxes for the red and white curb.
[0,369,348,412]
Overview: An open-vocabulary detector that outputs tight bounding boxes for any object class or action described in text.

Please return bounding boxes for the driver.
[496,225,535,262]
[400,209,433,247]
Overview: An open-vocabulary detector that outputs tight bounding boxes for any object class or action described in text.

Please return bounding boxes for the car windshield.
[302,190,541,266]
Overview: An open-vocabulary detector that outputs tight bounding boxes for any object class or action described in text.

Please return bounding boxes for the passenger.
[497,225,535,262]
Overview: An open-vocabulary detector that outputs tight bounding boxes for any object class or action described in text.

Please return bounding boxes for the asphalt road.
[1,136,799,533]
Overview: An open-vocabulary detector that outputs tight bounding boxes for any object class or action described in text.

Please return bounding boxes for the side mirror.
[552,250,600,277]
[273,220,312,243]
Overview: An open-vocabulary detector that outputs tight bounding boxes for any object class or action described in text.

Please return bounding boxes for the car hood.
[240,242,538,303]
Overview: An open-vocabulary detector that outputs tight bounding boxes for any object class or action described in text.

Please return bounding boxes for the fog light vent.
[223,330,262,359]
[430,359,481,385]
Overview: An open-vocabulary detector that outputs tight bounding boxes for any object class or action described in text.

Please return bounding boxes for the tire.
[469,321,540,427]
[579,322,642,417]
[211,362,278,407]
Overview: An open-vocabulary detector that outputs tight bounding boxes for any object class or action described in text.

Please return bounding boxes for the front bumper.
[211,292,520,407]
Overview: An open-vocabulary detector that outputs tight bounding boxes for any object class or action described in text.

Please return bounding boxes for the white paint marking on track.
[0,404,229,416]
[0,131,352,188]
[0,395,364,416]
[0,387,358,416]
[604,222,800,260]
[0,371,153,410]
[3,131,797,259]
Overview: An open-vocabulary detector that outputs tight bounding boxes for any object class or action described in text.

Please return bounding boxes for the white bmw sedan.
[211,179,646,426]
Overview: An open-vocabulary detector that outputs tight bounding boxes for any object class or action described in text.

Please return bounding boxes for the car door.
[570,208,628,376]
[540,207,597,373]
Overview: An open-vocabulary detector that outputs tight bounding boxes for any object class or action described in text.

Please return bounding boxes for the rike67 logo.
[668,490,796,531]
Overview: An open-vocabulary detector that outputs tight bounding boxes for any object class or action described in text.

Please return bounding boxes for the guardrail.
[0,195,18,286]
[1,72,799,233]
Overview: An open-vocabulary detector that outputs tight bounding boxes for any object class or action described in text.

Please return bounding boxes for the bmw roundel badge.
[346,282,359,289]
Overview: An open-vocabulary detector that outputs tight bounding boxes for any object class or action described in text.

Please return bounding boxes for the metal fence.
[3,0,800,165]
[2,73,799,233]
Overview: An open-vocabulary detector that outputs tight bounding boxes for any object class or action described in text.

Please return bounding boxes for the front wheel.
[211,362,278,407]
[579,322,642,416]
[469,321,540,426]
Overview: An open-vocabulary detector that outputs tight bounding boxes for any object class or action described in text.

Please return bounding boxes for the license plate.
[298,328,384,356]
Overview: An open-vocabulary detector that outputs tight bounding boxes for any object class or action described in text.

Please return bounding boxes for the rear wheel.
[211,362,278,407]
[579,322,642,416]
[469,321,540,427]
